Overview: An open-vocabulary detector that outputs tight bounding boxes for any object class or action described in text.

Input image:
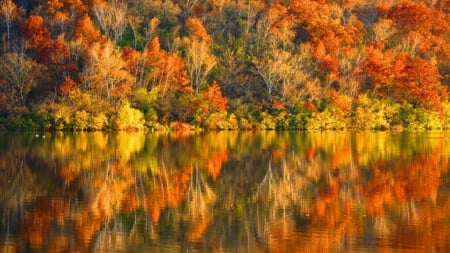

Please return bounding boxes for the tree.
[81,40,135,110]
[365,45,445,112]
[203,81,228,112]
[384,0,448,56]
[21,15,52,50]
[183,17,216,94]
[0,0,21,44]
[74,15,102,46]
[0,52,44,113]
[92,0,128,42]
[142,37,191,97]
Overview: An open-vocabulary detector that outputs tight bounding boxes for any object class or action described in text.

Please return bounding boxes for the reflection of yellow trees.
[247,131,450,252]
[4,131,450,252]
[114,132,146,163]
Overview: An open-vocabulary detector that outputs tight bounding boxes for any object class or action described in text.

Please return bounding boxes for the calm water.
[1,131,450,252]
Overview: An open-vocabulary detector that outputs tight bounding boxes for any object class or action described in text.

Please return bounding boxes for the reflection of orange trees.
[20,197,70,250]
[92,220,127,252]
[364,139,445,218]
[184,167,216,241]
[114,132,146,163]
[395,145,443,203]
[329,141,352,170]
[0,160,39,210]
[74,162,135,250]
[33,133,146,181]
[253,159,310,224]
[203,149,228,180]
[145,165,194,223]
[360,138,449,249]
[364,167,394,217]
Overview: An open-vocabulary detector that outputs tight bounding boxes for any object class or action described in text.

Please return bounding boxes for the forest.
[0,0,449,131]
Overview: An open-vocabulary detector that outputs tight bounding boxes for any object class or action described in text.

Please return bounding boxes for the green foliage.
[6,114,38,131]
[399,105,442,131]
[133,87,158,113]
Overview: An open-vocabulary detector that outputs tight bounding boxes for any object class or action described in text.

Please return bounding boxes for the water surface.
[1,131,450,252]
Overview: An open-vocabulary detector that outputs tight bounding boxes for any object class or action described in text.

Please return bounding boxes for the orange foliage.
[145,166,194,223]
[185,214,212,241]
[144,37,192,93]
[203,149,228,180]
[75,15,102,45]
[394,144,443,203]
[20,198,69,250]
[365,46,445,111]
[266,4,295,39]
[21,15,52,49]
[203,81,228,112]
[59,165,78,184]
[329,90,351,112]
[38,37,70,65]
[186,17,211,42]
[329,144,351,169]
[363,168,394,216]
[271,146,287,160]
[60,76,78,95]
[121,46,140,74]
[271,99,285,110]
[384,0,449,58]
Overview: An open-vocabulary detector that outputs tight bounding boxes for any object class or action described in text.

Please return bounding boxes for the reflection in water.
[1,131,450,252]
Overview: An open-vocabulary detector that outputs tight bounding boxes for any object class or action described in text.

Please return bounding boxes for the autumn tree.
[0,52,44,114]
[81,40,135,110]
[74,15,102,46]
[141,37,191,96]
[0,0,22,45]
[251,4,312,106]
[21,15,52,50]
[92,0,128,42]
[365,44,445,111]
[182,17,216,94]
[384,0,448,56]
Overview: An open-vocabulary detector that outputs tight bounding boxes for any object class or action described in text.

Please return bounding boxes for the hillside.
[0,0,449,130]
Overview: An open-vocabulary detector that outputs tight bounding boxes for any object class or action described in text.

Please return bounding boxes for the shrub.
[112,100,145,131]
[400,105,442,130]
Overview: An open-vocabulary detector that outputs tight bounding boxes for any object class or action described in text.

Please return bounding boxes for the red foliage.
[60,76,78,94]
[121,46,140,74]
[392,54,444,111]
[365,45,445,111]
[144,37,192,93]
[304,101,317,112]
[21,15,52,49]
[329,90,351,111]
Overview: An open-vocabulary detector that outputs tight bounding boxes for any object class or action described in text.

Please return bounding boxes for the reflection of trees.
[211,131,450,252]
[1,131,450,252]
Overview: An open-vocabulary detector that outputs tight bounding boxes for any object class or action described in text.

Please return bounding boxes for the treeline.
[0,0,449,131]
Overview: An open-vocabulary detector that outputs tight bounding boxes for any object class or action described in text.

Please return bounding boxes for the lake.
[1,131,450,252]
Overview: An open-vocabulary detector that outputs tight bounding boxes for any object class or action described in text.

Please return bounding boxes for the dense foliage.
[0,0,449,130]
